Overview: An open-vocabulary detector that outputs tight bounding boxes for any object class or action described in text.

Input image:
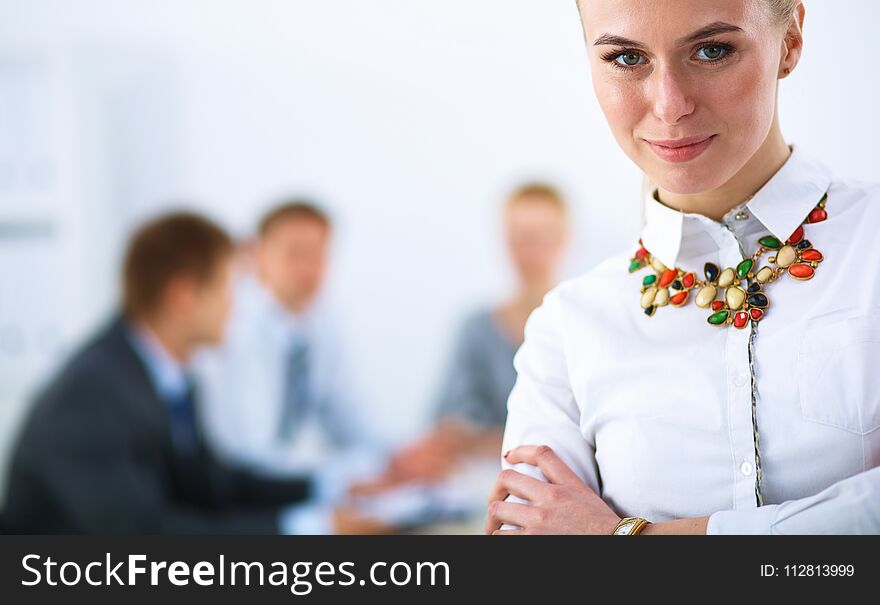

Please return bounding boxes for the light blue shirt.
[125,322,188,404]
[196,276,374,475]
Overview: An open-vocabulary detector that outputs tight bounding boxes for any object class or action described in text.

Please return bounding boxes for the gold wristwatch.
[611,517,650,535]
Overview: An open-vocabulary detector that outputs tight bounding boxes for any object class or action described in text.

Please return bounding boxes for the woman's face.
[505,197,568,283]
[579,0,790,195]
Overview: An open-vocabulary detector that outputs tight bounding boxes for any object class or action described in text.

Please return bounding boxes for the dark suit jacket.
[2,317,312,534]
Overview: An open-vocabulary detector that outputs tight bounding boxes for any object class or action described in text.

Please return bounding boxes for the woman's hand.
[386,430,458,482]
[485,445,621,535]
[348,430,459,497]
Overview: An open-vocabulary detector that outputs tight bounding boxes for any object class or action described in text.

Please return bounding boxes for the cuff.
[706,504,780,535]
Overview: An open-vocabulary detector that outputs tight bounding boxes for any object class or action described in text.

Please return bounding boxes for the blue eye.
[695,44,729,62]
[615,51,646,67]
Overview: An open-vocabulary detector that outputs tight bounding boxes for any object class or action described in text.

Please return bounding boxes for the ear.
[779,2,806,79]
[164,273,197,313]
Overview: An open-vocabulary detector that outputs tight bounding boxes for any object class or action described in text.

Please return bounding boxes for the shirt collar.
[126,322,189,403]
[248,276,315,344]
[640,145,832,269]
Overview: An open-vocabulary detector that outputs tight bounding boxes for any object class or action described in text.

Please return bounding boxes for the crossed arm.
[484,445,709,535]
[486,444,880,535]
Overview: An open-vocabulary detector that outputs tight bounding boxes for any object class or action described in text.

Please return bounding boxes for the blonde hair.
[765,0,799,25]
[577,0,799,24]
[506,182,569,219]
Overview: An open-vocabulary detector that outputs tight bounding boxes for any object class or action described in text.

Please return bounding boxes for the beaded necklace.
[628,193,827,328]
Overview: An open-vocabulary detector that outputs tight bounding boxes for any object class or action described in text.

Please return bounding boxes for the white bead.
[756,266,774,283]
[776,245,797,268]
[695,285,717,308]
[726,286,746,310]
[654,288,670,307]
[641,286,658,309]
[718,268,736,288]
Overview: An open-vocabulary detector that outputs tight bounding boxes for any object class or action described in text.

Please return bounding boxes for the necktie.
[278,338,311,441]
[167,378,199,454]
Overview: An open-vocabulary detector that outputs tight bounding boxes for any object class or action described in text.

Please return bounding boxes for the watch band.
[611,517,650,535]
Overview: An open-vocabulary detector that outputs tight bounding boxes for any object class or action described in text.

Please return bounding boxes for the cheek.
[710,59,778,147]
[593,75,651,166]
[593,74,643,139]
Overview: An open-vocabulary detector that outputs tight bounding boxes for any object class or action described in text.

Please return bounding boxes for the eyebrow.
[593,22,744,49]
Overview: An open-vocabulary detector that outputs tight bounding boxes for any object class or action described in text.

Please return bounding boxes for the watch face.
[614,519,639,535]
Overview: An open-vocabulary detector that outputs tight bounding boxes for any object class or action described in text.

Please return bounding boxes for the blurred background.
[0,0,877,527]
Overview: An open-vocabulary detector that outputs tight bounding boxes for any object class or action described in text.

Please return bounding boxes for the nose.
[651,64,695,125]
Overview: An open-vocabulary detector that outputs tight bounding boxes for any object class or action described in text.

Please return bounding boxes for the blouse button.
[741,461,754,476]
[733,371,748,388]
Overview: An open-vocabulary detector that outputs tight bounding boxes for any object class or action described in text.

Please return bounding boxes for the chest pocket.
[797,311,880,435]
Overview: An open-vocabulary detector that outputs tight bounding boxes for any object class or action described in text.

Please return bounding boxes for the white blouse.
[501,146,880,534]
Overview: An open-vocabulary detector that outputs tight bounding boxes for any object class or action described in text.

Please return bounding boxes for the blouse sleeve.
[707,466,880,534]
[501,287,601,496]
[433,315,497,427]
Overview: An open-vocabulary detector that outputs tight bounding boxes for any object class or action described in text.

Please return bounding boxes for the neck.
[656,117,791,222]
[279,296,310,316]
[261,280,311,316]
[136,313,192,363]
[516,277,555,310]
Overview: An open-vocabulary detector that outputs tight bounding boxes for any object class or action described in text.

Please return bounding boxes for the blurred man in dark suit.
[2,212,383,534]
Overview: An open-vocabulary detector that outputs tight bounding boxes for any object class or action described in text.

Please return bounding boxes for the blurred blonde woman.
[361,184,570,490]
[487,0,880,535]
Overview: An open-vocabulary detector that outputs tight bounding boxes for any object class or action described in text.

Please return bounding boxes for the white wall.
[0,0,877,454]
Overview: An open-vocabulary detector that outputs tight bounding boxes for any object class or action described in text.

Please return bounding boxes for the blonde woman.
[353,184,569,492]
[486,0,880,535]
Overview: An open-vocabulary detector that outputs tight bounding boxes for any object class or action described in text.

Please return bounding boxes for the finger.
[483,499,534,534]
[483,496,513,534]
[505,445,580,485]
[489,468,547,503]
[485,501,538,532]
[487,476,511,506]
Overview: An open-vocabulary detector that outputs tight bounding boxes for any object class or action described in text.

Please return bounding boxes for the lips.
[645,135,716,163]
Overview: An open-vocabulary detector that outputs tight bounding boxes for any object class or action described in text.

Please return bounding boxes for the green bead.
[736,259,753,279]
[643,275,657,286]
[629,260,642,273]
[708,310,729,325]
[759,235,782,249]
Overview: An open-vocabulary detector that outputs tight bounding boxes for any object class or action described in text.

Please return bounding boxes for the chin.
[205,329,226,347]
[653,172,725,195]
[646,158,737,196]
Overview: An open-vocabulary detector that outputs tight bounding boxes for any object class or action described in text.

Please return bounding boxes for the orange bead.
[659,269,678,288]
[807,208,827,224]
[788,264,815,279]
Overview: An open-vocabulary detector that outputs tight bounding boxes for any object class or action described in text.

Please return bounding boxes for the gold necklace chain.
[629,194,828,328]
